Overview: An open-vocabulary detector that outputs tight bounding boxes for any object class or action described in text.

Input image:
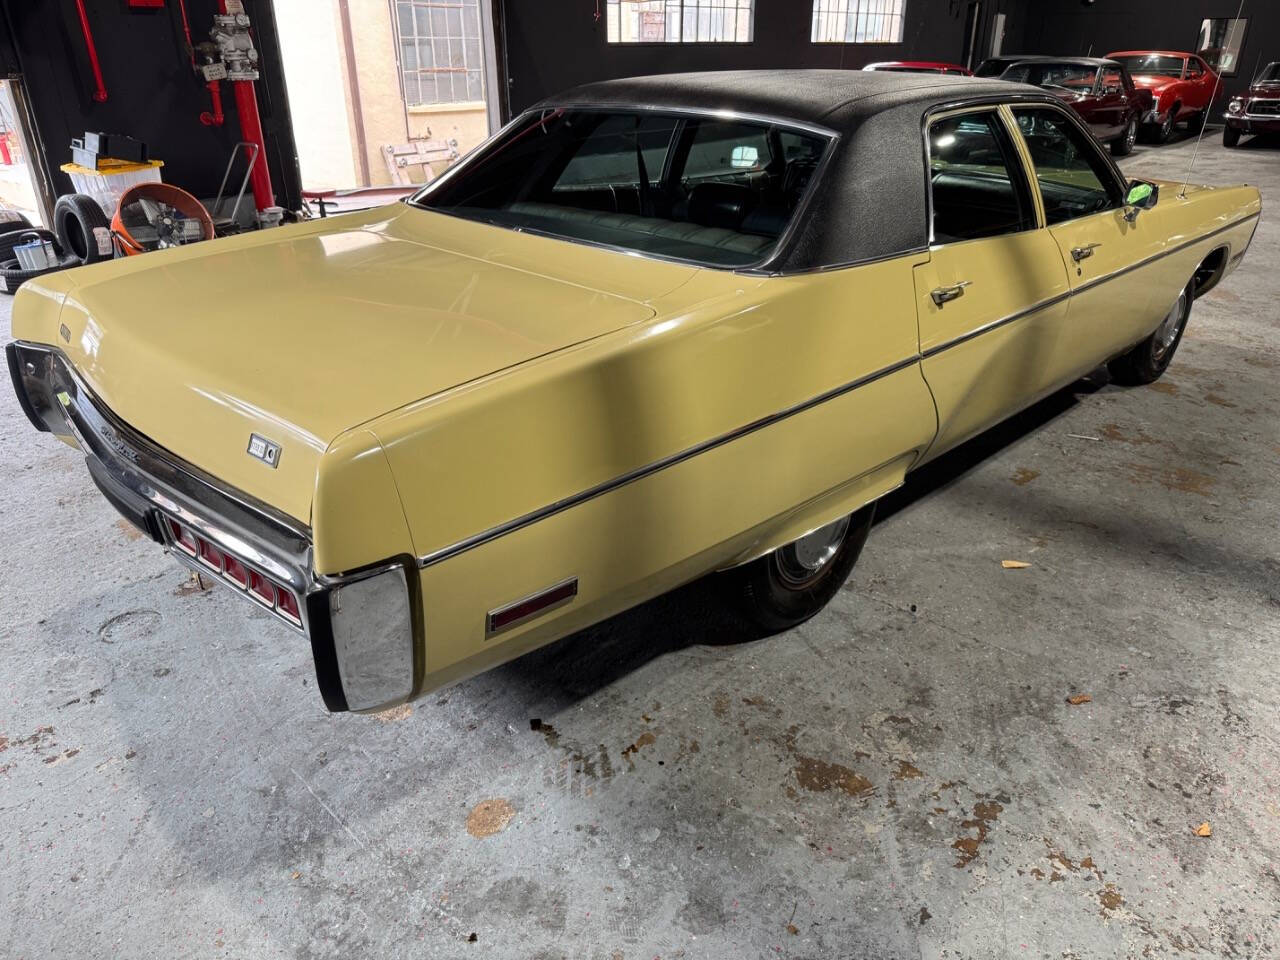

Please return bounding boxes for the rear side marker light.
[486,577,578,637]
[276,588,301,624]
[223,554,248,589]
[247,569,275,607]
[197,538,223,572]
[168,519,198,556]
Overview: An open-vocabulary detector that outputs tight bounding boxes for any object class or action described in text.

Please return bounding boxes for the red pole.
[218,0,275,212]
[74,0,108,103]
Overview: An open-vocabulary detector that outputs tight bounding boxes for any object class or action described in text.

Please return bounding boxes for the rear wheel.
[1108,280,1194,385]
[1185,110,1207,134]
[727,504,875,632]
[1223,125,1241,148]
[1112,118,1138,156]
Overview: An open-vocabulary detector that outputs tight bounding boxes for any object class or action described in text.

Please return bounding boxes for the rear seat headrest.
[688,181,756,230]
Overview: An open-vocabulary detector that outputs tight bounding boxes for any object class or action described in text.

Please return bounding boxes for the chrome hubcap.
[776,516,850,586]
[1154,289,1187,359]
[1127,121,1137,147]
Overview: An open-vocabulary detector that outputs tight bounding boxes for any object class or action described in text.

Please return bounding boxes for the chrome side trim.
[921,210,1260,359]
[417,353,921,568]
[1072,211,1260,298]
[921,289,1072,359]
[417,208,1260,570]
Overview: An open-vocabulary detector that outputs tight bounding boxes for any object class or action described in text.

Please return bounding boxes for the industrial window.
[605,0,754,44]
[811,0,907,44]
[394,0,485,105]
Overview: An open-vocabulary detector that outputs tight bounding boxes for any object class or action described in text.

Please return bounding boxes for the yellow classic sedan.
[7,71,1260,713]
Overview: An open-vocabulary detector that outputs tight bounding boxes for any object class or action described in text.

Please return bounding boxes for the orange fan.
[112,182,214,256]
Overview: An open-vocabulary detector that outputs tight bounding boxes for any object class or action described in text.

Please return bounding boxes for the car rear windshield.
[1112,55,1184,77]
[411,109,832,268]
[1259,63,1280,83]
[1001,62,1099,93]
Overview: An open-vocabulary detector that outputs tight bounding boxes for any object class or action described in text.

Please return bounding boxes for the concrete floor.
[3,131,1279,960]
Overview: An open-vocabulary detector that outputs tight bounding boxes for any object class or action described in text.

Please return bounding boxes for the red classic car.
[862,61,972,76]
[999,58,1149,156]
[1223,61,1280,147]
[1107,51,1219,142]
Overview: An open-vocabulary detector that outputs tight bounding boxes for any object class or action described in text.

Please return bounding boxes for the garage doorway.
[0,79,51,226]
[275,0,500,203]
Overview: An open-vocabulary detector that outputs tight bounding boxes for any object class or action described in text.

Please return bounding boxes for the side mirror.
[1123,180,1159,222]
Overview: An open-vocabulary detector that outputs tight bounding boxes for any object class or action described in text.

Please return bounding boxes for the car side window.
[1013,108,1125,225]
[1101,69,1124,94]
[1188,59,1202,77]
[928,111,1036,244]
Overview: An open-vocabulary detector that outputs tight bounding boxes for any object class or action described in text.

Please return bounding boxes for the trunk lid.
[53,206,695,521]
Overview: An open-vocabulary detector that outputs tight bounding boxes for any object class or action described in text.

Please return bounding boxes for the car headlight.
[327,564,415,711]
[1228,100,1242,114]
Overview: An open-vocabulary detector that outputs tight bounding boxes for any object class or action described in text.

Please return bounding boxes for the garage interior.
[1,1,1278,957]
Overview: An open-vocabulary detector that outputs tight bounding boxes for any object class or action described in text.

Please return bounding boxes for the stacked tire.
[0,194,111,295]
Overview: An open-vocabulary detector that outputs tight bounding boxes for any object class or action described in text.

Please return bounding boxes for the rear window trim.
[407,103,841,274]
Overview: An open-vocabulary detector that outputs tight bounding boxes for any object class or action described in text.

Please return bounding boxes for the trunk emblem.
[247,433,281,468]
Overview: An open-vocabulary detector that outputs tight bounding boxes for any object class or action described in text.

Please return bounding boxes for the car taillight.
[197,538,223,572]
[247,569,275,607]
[276,588,301,624]
[162,513,305,630]
[168,518,198,556]
[223,554,248,589]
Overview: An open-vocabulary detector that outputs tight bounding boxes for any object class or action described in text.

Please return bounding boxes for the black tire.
[0,212,33,233]
[1153,110,1176,144]
[0,252,78,295]
[1186,110,1207,134]
[1223,125,1241,148]
[1108,280,1194,386]
[53,193,111,265]
[0,227,60,263]
[727,503,875,633]
[1111,118,1138,157]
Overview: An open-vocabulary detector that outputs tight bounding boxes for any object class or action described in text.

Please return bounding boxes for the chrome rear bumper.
[7,340,418,713]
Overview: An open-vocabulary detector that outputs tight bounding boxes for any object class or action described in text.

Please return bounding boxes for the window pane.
[415,7,431,34]
[608,1,755,44]
[928,112,1033,243]
[1014,108,1121,225]
[467,70,484,101]
[418,75,437,104]
[420,109,831,267]
[402,74,421,106]
[419,39,434,68]
[463,5,480,37]
[811,0,904,44]
[398,2,415,37]
[400,41,418,71]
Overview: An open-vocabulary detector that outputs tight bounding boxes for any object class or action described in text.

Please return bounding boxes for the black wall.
[0,0,301,215]
[1023,1,1277,103]
[498,0,1030,117]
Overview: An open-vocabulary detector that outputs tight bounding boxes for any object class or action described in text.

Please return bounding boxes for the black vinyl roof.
[527,70,1070,272]
[538,69,1029,131]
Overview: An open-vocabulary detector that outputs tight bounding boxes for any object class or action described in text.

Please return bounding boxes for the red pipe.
[177,0,197,68]
[200,80,225,126]
[218,0,275,212]
[73,0,108,103]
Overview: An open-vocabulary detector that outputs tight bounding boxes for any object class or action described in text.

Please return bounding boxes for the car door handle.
[1072,243,1102,262]
[931,281,971,307]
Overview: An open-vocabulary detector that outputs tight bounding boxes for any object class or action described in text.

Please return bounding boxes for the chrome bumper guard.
[7,340,417,713]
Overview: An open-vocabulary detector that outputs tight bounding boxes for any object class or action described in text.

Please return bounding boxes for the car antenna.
[1180,0,1248,198]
